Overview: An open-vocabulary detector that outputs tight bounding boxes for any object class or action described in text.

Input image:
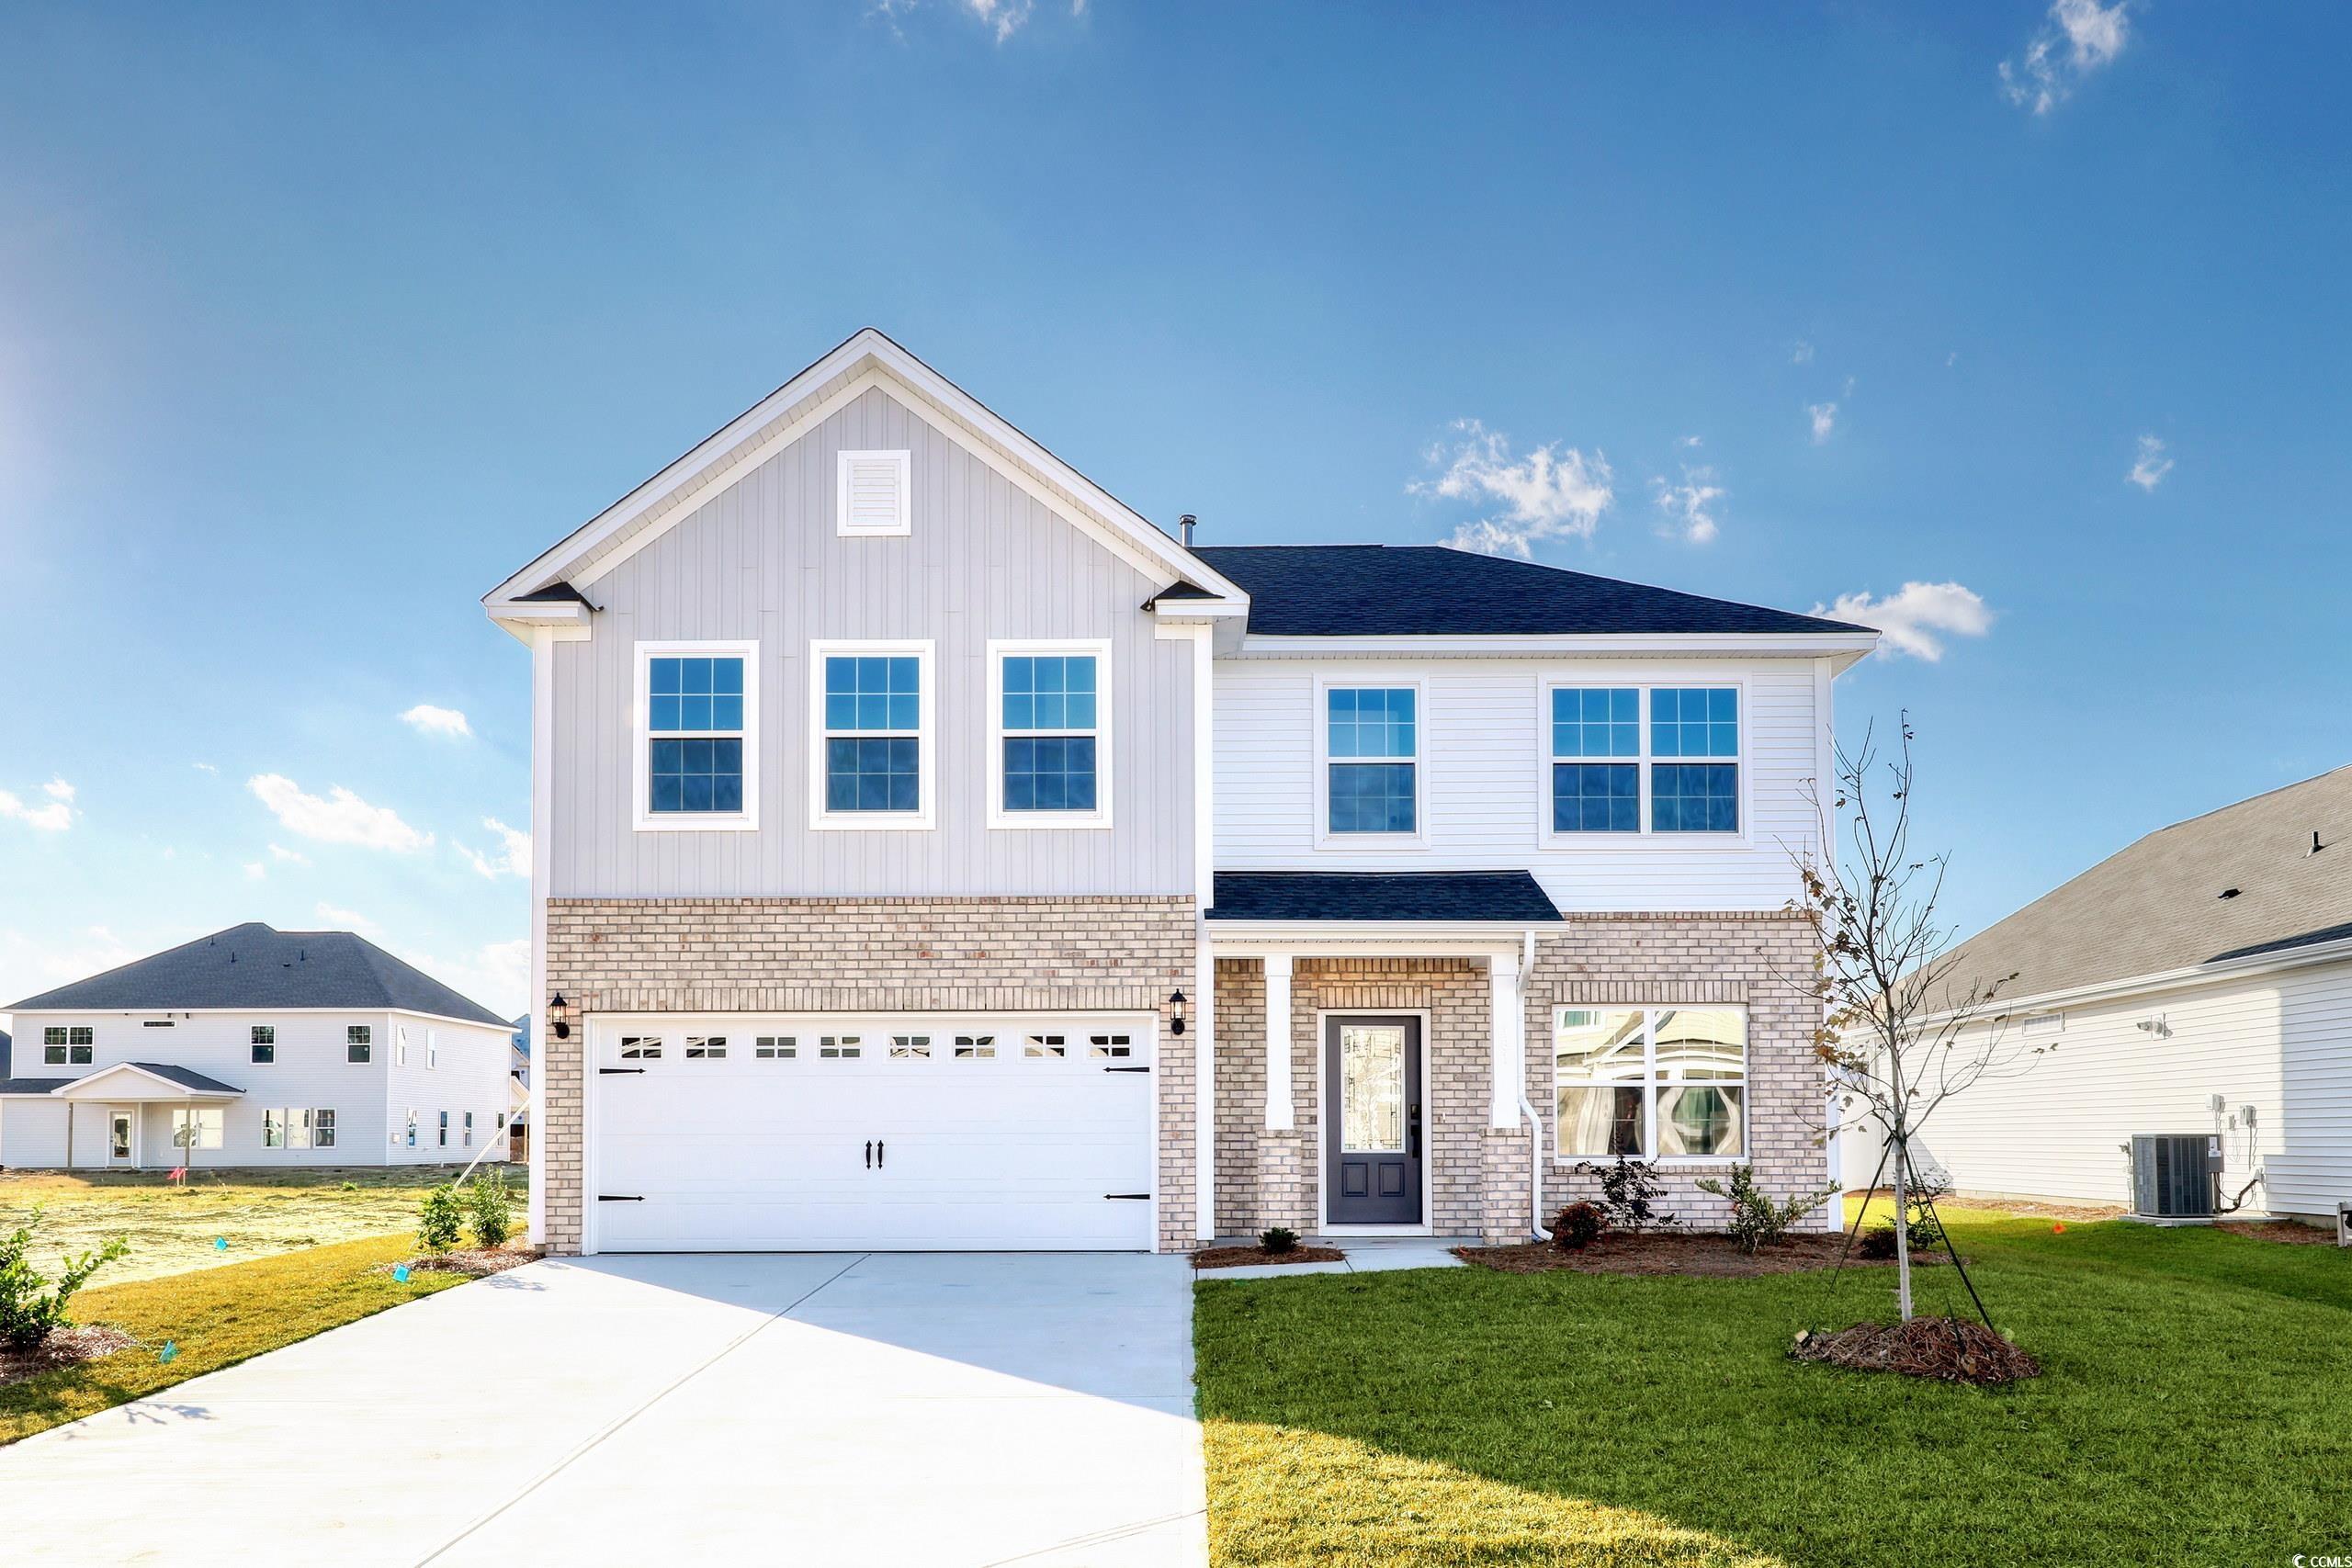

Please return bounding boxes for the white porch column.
[1263,953,1295,1131]
[1488,950,1524,1128]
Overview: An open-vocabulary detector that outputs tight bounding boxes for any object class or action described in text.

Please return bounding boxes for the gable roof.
[1193,545,1871,638]
[7,923,509,1028]
[1209,870,1564,924]
[53,1061,245,1099]
[1942,764,2352,1005]
[485,328,1248,626]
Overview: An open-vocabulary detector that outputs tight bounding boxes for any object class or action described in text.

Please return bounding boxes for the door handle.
[865,1139,872,1168]
[876,1140,885,1168]
[1408,1103,1421,1158]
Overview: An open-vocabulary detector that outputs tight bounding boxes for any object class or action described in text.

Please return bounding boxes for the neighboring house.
[1857,766,2352,1223]
[0,1028,10,1080]
[483,328,1879,1255]
[0,923,514,1171]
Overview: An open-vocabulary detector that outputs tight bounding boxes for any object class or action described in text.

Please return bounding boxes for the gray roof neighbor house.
[7,922,509,1026]
[1944,763,2352,1004]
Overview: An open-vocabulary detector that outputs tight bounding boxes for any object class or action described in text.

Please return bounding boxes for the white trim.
[985,637,1114,830]
[50,1063,244,1101]
[1313,674,1428,850]
[632,639,760,833]
[1534,677,1751,848]
[1206,924,1550,950]
[1487,950,1523,1129]
[529,627,552,1247]
[1910,934,2352,1027]
[836,448,911,537]
[13,1006,520,1030]
[1312,1008,1436,1235]
[808,638,938,831]
[1242,631,1879,664]
[1262,953,1295,1132]
[1548,1002,1749,1167]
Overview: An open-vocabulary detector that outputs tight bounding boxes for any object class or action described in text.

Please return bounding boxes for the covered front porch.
[1204,872,1562,1247]
[1,1062,244,1170]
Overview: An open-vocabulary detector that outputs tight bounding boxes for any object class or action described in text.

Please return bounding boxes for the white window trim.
[1534,677,1751,848]
[633,638,761,834]
[808,638,937,831]
[1312,675,1428,850]
[836,448,911,537]
[985,637,1113,830]
[426,1030,437,1071]
[1549,1004,1748,1167]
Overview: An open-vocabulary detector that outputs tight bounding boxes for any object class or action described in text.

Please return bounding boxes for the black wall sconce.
[1169,989,1186,1035]
[548,994,571,1040]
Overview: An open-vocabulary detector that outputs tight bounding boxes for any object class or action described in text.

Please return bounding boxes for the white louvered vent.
[837,449,911,536]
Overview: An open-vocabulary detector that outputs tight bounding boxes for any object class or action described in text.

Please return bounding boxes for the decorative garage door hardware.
[598,1067,646,1076]
[1104,1192,1149,1201]
[1102,1065,1150,1073]
[864,1140,887,1168]
[597,1194,645,1202]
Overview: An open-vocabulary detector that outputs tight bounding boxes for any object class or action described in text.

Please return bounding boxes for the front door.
[1324,1016,1422,1225]
[107,1109,135,1168]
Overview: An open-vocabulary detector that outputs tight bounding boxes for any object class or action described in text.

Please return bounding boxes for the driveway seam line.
[412,1253,870,1566]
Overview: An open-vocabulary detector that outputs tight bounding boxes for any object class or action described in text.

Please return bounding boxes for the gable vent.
[837,449,911,537]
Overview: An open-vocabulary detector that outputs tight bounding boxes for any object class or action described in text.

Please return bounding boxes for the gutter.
[1911,931,2352,1029]
[1518,929,1550,1241]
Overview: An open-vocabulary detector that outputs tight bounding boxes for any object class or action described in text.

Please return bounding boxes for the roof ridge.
[2144,761,2352,839]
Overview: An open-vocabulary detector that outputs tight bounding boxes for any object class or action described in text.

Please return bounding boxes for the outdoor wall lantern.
[548,994,571,1040]
[1169,989,1186,1036]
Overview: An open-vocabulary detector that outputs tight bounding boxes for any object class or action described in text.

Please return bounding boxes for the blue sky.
[3,2,2346,1019]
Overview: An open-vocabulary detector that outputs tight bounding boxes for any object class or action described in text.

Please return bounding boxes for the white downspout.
[1517,930,1549,1241]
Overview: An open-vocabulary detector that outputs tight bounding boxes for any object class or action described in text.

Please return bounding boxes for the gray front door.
[1324,1016,1422,1225]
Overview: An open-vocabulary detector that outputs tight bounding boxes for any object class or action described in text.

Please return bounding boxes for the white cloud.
[2127,434,2174,491]
[192,761,219,775]
[243,861,266,881]
[248,774,434,853]
[1814,581,1995,661]
[2002,0,2132,115]
[0,924,142,999]
[399,704,472,739]
[0,777,75,831]
[1807,402,1838,444]
[1679,434,1703,449]
[1651,466,1726,545]
[457,818,532,880]
[314,903,385,940]
[401,937,530,1019]
[1413,419,1614,558]
[1791,341,1815,365]
[964,0,1032,39]
[268,843,309,865]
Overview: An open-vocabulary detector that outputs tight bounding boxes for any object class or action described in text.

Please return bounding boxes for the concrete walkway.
[1197,1236,1473,1281]
[0,1253,1204,1568]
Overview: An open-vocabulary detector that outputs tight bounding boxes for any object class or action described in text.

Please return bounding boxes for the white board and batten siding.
[1213,657,1826,912]
[549,385,1196,901]
[1870,955,2352,1220]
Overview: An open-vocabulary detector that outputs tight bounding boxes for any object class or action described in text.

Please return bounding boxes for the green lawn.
[0,1165,527,1284]
[1195,1203,2352,1567]
[0,1234,471,1445]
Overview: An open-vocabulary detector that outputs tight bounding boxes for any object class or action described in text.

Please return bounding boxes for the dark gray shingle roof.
[1944,764,2352,1002]
[122,1063,245,1094]
[7,923,509,1027]
[0,1077,73,1097]
[1210,871,1564,924]
[1193,545,1869,638]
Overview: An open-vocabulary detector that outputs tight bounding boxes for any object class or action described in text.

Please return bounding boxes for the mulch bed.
[1458,1230,1946,1278]
[1193,1244,1347,1270]
[2218,1219,2340,1246]
[382,1244,545,1280]
[0,1324,137,1387]
[1792,1316,2041,1384]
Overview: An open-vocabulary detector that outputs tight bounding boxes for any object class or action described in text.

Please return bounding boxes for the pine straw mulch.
[379,1244,545,1280]
[1792,1316,2041,1384]
[1193,1244,1348,1270]
[2218,1219,2340,1246]
[1458,1230,1948,1279]
[0,1324,138,1387]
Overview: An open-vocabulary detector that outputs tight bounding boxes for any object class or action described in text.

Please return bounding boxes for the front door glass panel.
[1340,1025,1407,1153]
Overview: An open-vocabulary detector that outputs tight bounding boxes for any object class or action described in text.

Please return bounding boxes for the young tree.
[1792,715,2041,1321]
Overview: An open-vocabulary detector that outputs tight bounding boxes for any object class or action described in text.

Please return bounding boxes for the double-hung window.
[636,642,757,829]
[250,1026,276,1065]
[347,1026,371,1064]
[989,641,1109,828]
[1554,1007,1747,1160]
[1544,683,1741,838]
[41,1027,93,1066]
[811,641,933,828]
[1322,684,1419,837]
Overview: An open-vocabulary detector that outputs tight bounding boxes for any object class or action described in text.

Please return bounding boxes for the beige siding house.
[485,329,1880,1255]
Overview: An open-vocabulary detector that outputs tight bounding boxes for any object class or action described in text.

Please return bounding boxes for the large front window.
[637,643,756,829]
[1325,686,1418,835]
[1545,685,1741,837]
[1554,1007,1747,1159]
[993,646,1106,824]
[42,1026,93,1066]
[814,643,933,827]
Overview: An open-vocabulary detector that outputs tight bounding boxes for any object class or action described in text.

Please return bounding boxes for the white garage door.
[589,1018,1157,1252]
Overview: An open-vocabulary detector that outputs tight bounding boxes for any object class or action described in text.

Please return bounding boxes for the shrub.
[1258,1226,1300,1255]
[417,1185,466,1252]
[1550,1201,1607,1251]
[467,1170,514,1248]
[0,1207,129,1351]
[1901,1169,1950,1250]
[1696,1164,1836,1254]
[1857,1224,1900,1259]
[1575,1156,1678,1234]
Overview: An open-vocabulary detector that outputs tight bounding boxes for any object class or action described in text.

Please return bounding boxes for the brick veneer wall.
[542,896,1196,1254]
[1210,912,1826,1246]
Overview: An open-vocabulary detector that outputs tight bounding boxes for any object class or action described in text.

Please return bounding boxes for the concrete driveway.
[0,1253,1204,1567]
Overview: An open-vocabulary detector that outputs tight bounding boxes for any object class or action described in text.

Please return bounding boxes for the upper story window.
[812,642,933,829]
[1544,683,1742,840]
[347,1026,372,1064]
[251,1025,276,1065]
[836,449,911,536]
[989,641,1110,829]
[42,1026,93,1066]
[636,643,758,831]
[1554,1006,1747,1161]
[1323,684,1419,837]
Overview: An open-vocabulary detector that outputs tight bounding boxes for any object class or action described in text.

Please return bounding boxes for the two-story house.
[483,329,1878,1256]
[0,923,514,1170]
